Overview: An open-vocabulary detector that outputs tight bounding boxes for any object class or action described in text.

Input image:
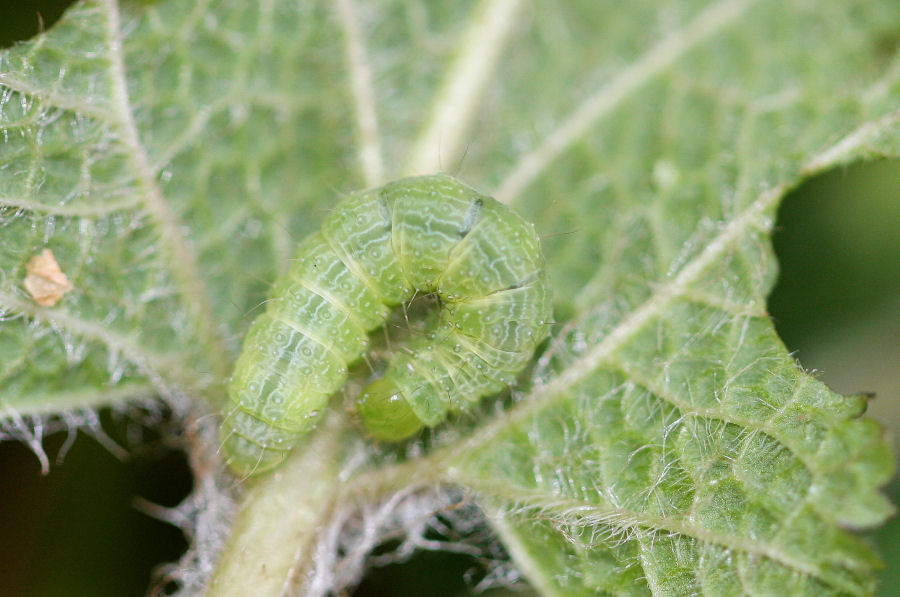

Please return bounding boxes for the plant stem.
[206,417,348,596]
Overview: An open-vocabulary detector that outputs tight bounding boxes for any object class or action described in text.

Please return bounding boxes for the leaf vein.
[100,0,229,373]
[0,291,204,399]
[335,0,385,187]
[495,0,757,203]
[480,490,847,591]
[405,0,523,177]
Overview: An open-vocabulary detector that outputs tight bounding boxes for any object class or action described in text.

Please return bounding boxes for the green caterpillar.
[220,174,551,476]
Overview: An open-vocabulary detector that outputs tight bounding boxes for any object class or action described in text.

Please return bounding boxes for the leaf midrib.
[451,104,899,460]
[330,113,894,590]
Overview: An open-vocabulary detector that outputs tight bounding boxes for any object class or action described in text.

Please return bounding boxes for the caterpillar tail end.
[358,379,424,441]
[220,429,290,477]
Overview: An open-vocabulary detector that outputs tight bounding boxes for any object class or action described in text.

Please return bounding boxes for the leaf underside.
[1,0,898,595]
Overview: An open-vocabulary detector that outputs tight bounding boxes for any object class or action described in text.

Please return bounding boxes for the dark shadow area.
[354,544,488,597]
[769,159,900,355]
[0,409,192,597]
[769,158,900,596]
[0,0,76,48]
[353,537,530,597]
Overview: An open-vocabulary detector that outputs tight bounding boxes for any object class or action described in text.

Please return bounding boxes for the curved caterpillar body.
[221,174,551,476]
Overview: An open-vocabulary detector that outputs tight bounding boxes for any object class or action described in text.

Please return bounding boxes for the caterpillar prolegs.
[220,174,552,476]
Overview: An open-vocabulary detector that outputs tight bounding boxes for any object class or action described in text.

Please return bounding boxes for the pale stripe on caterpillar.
[220,174,551,476]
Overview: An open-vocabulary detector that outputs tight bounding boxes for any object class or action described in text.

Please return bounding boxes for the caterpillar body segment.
[221,233,377,474]
[221,174,551,476]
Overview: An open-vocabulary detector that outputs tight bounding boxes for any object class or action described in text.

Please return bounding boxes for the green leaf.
[1,0,897,596]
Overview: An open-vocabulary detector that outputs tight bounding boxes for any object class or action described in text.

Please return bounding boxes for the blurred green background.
[768,159,900,597]
[1,2,898,596]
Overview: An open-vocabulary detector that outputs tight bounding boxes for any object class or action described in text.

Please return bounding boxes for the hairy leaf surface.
[0,0,897,595]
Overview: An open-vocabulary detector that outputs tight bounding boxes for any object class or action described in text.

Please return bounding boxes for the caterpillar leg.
[357,379,424,441]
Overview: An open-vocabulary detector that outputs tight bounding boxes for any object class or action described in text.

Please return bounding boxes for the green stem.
[206,417,348,596]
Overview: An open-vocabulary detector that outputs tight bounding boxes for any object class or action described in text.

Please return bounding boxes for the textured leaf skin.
[221,174,551,475]
[0,0,897,595]
[445,0,900,590]
[0,0,357,413]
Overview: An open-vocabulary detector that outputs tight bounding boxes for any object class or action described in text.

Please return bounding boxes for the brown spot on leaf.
[24,249,74,306]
